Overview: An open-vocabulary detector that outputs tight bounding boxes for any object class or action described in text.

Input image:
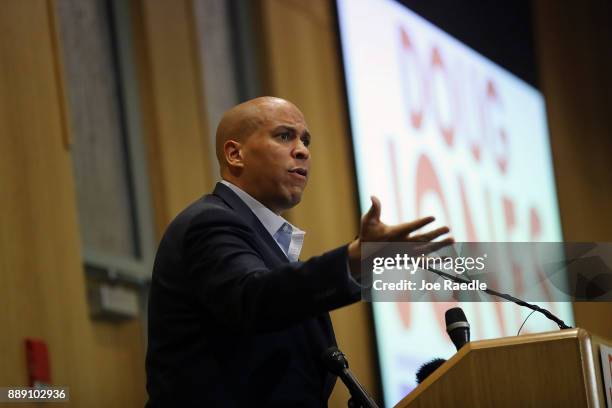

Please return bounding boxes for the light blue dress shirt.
[220,180,305,261]
[220,180,361,288]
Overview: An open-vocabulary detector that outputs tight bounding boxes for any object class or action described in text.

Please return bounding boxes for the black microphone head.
[445,307,467,328]
[415,358,446,384]
[321,347,348,375]
[445,307,470,350]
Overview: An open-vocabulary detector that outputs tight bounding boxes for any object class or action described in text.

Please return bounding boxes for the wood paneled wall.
[132,0,214,237]
[0,1,145,406]
[533,0,612,339]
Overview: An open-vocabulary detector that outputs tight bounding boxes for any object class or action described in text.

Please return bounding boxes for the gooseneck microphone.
[321,347,379,408]
[445,307,470,350]
[423,266,571,330]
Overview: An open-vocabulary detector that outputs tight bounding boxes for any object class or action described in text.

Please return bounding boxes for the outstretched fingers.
[409,226,450,242]
[388,216,436,239]
[412,238,455,256]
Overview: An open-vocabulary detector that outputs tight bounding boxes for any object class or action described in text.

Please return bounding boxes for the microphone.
[423,265,571,330]
[415,358,446,384]
[445,307,470,350]
[414,307,468,384]
[321,347,379,408]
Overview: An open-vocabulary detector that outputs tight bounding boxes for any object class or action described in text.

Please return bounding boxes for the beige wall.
[0,1,145,406]
[1,0,214,406]
[132,0,215,237]
[533,0,612,339]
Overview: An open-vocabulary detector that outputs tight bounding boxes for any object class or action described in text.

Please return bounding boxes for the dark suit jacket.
[146,182,360,407]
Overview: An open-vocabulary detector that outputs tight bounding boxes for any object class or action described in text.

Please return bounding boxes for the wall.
[533,0,612,339]
[132,0,214,237]
[0,1,145,406]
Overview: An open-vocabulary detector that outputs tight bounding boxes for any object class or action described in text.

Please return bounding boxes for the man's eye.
[302,137,310,147]
[278,132,291,141]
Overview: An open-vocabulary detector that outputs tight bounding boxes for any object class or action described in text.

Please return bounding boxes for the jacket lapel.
[212,182,289,263]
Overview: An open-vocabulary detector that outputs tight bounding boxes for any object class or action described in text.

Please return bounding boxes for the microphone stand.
[322,348,379,408]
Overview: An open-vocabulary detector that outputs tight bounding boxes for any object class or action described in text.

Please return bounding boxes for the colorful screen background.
[336,0,574,406]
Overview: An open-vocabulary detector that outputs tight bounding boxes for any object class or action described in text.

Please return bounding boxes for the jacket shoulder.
[170,194,241,227]
[161,194,252,247]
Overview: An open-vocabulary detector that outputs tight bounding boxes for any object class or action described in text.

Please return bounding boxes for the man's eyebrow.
[271,125,293,132]
[272,125,311,139]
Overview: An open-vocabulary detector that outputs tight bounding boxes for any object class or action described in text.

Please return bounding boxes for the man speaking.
[145,97,452,407]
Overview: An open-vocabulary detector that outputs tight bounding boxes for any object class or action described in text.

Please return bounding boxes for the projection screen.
[336,0,574,405]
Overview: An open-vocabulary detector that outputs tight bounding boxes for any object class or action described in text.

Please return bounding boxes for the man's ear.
[224,140,244,169]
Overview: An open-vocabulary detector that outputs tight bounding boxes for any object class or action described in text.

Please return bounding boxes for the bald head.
[214,96,311,213]
[215,96,299,170]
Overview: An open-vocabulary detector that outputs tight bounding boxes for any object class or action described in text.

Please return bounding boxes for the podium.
[395,328,609,407]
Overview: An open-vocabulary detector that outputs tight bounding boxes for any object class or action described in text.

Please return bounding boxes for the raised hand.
[347,196,454,278]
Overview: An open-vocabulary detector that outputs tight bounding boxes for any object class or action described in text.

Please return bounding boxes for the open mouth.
[289,168,308,177]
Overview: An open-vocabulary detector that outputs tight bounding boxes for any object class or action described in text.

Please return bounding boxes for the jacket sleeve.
[183,207,361,333]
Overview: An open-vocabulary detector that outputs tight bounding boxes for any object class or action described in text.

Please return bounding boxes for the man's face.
[239,101,311,213]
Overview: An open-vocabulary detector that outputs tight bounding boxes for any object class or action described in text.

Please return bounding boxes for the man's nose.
[292,140,310,160]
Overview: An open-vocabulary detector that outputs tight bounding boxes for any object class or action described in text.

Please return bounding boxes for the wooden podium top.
[395,328,608,408]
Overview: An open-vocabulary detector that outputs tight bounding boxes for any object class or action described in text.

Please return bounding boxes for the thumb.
[363,196,381,224]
